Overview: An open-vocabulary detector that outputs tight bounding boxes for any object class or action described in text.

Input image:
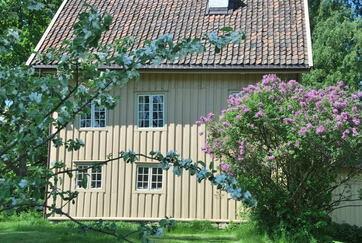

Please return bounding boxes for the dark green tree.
[305,0,361,89]
[0,0,62,65]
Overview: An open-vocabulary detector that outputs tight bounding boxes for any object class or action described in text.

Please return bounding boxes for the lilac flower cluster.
[237,141,246,161]
[220,162,231,173]
[201,143,213,155]
[227,94,242,106]
[198,74,361,172]
[196,112,215,126]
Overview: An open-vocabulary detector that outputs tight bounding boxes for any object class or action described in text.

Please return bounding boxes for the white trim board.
[26,0,69,66]
[49,216,246,223]
[303,0,314,67]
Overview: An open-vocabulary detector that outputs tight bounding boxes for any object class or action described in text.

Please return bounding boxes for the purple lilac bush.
[198,74,361,239]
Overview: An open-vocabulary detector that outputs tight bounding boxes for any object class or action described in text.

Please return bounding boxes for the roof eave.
[31,64,311,73]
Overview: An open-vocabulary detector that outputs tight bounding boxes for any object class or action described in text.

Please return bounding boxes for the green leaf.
[81,176,88,189]
[220,27,233,32]
[197,161,206,167]
[209,161,215,170]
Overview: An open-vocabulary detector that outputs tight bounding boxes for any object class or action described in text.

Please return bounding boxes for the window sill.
[134,127,167,132]
[76,188,106,193]
[133,190,164,195]
[79,127,109,132]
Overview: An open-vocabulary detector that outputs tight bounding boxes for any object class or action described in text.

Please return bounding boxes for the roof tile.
[31,0,310,69]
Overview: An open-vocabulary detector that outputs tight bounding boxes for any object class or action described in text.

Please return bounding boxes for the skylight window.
[207,0,229,15]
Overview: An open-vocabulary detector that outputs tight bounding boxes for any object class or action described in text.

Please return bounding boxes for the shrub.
[199,75,361,240]
[325,222,362,243]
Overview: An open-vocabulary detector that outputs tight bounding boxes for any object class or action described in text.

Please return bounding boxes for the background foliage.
[305,0,361,89]
[0,0,62,65]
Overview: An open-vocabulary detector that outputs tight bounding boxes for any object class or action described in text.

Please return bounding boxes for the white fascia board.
[26,0,69,66]
[303,0,313,67]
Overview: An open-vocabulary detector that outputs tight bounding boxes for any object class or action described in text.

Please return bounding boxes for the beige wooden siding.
[49,72,300,222]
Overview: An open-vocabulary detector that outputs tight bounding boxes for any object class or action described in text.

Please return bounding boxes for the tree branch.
[330,204,362,212]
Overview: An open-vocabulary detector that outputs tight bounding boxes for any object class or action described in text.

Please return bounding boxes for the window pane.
[93,104,106,128]
[153,96,163,103]
[80,119,91,128]
[139,120,145,127]
[151,95,164,128]
[90,165,102,188]
[80,104,92,128]
[136,166,163,190]
[80,103,106,128]
[76,165,88,188]
[153,120,162,127]
[138,95,165,128]
[150,167,162,190]
[137,167,150,189]
[76,164,102,189]
[138,96,152,128]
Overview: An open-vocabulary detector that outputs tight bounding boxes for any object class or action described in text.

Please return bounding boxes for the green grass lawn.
[0,212,282,243]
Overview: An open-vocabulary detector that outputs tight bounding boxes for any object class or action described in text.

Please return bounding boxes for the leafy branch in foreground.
[0,5,246,243]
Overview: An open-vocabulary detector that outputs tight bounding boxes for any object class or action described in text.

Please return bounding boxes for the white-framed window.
[137,94,164,128]
[228,90,244,98]
[136,165,163,191]
[80,103,106,128]
[75,163,103,189]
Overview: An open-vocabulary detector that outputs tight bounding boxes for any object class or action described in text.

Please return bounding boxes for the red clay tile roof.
[28,0,313,70]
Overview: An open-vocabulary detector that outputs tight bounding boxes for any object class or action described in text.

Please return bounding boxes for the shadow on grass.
[0,213,269,243]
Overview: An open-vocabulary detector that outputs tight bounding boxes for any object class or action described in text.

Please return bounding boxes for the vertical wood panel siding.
[49,72,307,222]
[331,176,362,227]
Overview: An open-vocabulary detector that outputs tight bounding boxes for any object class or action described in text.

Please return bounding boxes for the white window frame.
[228,90,244,98]
[136,165,163,191]
[137,94,165,128]
[80,103,107,128]
[75,163,104,190]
